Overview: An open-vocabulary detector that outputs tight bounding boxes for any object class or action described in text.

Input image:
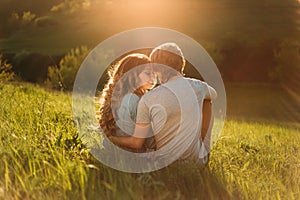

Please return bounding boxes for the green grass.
[0,82,299,199]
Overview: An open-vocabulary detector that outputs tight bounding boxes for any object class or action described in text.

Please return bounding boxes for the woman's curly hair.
[99,53,151,136]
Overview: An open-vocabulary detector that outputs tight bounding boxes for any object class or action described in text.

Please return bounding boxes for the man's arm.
[203,83,217,100]
[109,123,150,149]
[201,99,212,141]
[109,96,152,149]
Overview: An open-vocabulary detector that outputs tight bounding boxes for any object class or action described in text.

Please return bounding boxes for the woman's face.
[138,66,155,90]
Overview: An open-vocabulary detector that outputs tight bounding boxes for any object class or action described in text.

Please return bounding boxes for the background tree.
[46,46,90,91]
[0,53,14,82]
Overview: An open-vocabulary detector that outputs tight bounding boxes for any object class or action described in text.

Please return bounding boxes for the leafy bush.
[21,11,36,24]
[46,46,90,91]
[12,51,56,83]
[50,0,90,15]
[35,15,58,27]
[0,53,14,83]
[6,11,37,32]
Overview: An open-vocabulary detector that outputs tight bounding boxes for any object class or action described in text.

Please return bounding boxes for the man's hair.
[149,42,186,74]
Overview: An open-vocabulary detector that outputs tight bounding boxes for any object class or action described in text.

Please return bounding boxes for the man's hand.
[107,123,151,149]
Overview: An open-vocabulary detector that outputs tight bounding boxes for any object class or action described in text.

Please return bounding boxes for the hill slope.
[0,82,299,199]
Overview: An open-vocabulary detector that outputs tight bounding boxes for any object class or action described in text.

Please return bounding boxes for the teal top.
[115,93,156,152]
[115,93,140,136]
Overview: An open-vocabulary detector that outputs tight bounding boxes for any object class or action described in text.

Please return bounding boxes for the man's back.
[136,77,216,161]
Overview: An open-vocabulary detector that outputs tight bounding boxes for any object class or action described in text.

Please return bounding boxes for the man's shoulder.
[140,85,168,103]
[184,77,204,84]
[143,86,163,97]
[182,77,207,87]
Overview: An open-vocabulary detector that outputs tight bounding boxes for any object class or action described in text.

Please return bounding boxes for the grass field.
[0,82,299,199]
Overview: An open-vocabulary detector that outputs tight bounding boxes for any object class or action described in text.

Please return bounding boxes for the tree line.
[1,38,299,90]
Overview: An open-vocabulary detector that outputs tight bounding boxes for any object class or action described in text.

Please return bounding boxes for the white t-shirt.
[136,77,217,163]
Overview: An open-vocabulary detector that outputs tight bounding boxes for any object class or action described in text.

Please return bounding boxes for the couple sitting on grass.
[99,42,217,167]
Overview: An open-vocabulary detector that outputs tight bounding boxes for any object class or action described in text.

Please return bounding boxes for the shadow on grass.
[76,159,236,200]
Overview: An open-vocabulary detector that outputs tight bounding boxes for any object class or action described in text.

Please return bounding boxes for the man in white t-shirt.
[109,43,216,166]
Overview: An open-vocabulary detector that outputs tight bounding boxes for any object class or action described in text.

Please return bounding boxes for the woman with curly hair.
[99,53,156,152]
